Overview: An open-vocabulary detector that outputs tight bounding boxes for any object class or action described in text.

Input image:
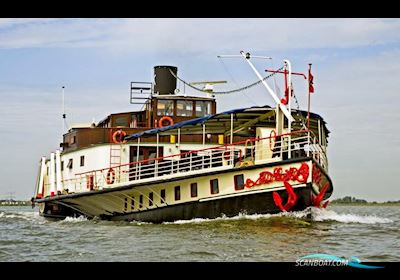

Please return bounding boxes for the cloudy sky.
[0,18,399,201]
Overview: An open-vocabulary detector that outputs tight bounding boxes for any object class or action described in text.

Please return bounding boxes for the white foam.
[61,216,88,223]
[0,210,40,221]
[164,212,276,224]
[310,207,393,224]
[162,207,393,225]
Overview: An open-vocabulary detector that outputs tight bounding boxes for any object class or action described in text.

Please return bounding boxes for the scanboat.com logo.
[296,254,384,269]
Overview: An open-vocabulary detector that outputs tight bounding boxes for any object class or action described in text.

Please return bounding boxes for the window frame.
[174,186,181,201]
[149,192,154,206]
[234,174,245,191]
[160,189,166,204]
[139,195,143,208]
[190,183,198,198]
[176,100,194,117]
[210,179,219,194]
[157,99,174,116]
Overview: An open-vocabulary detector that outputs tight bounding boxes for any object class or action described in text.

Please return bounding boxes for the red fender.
[322,200,329,208]
[272,181,298,212]
[312,182,330,207]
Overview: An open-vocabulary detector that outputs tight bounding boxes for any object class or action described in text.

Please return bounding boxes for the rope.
[291,85,309,130]
[218,57,257,105]
[169,65,285,95]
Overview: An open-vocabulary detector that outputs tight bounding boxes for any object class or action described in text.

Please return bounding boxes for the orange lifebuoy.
[112,130,127,144]
[269,130,277,151]
[158,116,174,127]
[106,168,115,184]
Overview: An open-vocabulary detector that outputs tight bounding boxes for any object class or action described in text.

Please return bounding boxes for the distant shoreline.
[0,200,31,206]
[330,196,400,206]
[330,201,400,206]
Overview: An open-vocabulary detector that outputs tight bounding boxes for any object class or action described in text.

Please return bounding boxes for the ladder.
[109,129,123,183]
[109,129,123,167]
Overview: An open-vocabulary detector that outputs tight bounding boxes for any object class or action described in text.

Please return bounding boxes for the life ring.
[223,151,231,160]
[112,130,127,144]
[159,116,174,127]
[269,130,277,151]
[106,168,115,184]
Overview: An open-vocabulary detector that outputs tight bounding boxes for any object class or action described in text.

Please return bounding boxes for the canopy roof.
[125,105,329,141]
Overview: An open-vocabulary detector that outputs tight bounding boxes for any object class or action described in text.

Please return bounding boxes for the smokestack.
[154,66,178,95]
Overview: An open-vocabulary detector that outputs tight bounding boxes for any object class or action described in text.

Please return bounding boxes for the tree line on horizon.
[331,196,400,204]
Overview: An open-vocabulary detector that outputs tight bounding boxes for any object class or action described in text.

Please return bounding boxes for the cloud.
[1,18,400,200]
[0,18,400,53]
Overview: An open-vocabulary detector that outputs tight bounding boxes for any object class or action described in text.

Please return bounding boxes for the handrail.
[55,129,328,195]
[76,129,311,176]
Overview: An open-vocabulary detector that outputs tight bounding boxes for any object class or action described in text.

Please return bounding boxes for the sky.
[0,18,399,201]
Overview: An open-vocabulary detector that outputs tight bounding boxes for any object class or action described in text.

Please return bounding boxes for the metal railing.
[57,130,327,194]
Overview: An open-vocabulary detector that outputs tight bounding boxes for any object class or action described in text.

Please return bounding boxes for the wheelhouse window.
[176,100,193,117]
[234,174,245,190]
[115,116,129,127]
[174,186,181,201]
[195,101,211,117]
[190,183,198,198]
[210,179,219,194]
[160,189,166,204]
[157,100,174,116]
[149,192,154,206]
[124,198,128,211]
[80,156,85,167]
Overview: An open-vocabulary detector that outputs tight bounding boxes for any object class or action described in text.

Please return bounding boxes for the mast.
[62,86,66,144]
[237,51,294,122]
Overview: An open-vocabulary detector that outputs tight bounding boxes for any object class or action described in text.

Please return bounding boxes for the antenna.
[190,81,227,97]
[62,86,66,133]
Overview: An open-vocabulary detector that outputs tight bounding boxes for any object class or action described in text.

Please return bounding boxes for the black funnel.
[154,66,178,95]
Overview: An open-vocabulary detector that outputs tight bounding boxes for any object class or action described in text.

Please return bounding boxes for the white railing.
[55,130,327,195]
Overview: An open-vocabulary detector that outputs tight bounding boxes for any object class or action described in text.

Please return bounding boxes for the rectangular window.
[195,101,211,117]
[80,155,85,167]
[210,179,219,194]
[61,161,64,171]
[115,116,128,127]
[124,198,128,211]
[174,186,181,201]
[157,100,174,116]
[131,197,135,210]
[234,174,245,190]
[160,189,166,204]
[139,195,143,208]
[67,159,73,169]
[149,192,154,206]
[190,183,198,198]
[176,100,193,117]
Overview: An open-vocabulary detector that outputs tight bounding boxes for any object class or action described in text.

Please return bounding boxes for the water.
[0,205,398,262]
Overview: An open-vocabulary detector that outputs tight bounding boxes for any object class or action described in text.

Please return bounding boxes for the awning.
[124,105,329,140]
[125,106,270,140]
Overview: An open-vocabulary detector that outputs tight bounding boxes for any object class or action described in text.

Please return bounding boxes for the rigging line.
[291,84,309,130]
[169,65,285,95]
[270,58,280,98]
[218,57,257,105]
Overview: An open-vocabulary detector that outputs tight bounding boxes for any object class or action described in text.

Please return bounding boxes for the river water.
[0,205,398,262]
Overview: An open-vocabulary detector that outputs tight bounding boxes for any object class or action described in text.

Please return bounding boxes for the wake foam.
[309,207,393,224]
[0,210,40,221]
[61,216,88,223]
[163,207,393,225]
